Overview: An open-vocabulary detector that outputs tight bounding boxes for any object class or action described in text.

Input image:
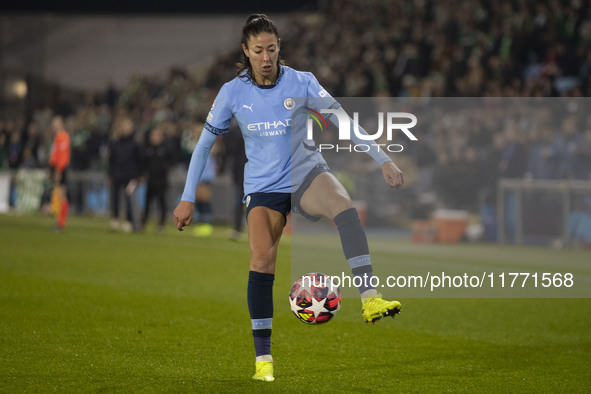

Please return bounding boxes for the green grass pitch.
[1,214,590,393]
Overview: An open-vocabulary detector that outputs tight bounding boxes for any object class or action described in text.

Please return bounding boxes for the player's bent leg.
[299,172,402,324]
[298,172,352,221]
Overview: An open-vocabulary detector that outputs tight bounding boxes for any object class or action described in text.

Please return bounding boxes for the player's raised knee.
[326,193,354,221]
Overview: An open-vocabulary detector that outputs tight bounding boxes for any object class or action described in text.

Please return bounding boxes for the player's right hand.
[381,161,404,189]
[174,201,194,231]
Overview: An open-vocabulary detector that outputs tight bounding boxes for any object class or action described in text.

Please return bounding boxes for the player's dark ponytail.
[236,14,282,82]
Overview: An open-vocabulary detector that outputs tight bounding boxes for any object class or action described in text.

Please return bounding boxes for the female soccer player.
[174,14,404,382]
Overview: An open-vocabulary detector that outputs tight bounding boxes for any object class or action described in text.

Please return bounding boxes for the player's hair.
[236,14,283,83]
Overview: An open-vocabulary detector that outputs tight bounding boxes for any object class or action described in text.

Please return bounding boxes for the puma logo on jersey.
[243,103,254,112]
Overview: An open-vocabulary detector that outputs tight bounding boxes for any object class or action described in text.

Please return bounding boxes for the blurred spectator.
[85,126,108,171]
[108,115,141,232]
[555,115,586,179]
[432,151,454,207]
[22,122,42,168]
[527,126,562,179]
[163,121,182,165]
[105,81,119,109]
[499,120,528,179]
[454,147,482,211]
[141,125,172,232]
[69,116,92,214]
[8,131,22,170]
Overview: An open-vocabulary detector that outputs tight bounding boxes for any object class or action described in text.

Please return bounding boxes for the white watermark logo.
[305,108,417,152]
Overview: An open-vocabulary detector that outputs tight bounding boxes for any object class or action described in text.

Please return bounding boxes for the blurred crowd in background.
[1,0,591,220]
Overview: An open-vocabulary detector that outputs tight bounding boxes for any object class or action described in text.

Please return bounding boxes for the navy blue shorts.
[245,164,332,225]
[245,192,291,224]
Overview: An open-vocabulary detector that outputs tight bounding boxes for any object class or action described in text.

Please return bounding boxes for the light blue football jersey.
[205,65,332,197]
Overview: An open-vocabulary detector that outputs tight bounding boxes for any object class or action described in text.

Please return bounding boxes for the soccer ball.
[289,272,341,324]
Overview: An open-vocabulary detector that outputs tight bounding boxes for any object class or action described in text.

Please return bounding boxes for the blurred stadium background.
[2,0,591,246]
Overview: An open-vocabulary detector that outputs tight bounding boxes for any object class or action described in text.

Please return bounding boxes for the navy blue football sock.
[334,208,376,294]
[253,337,271,358]
[248,270,274,356]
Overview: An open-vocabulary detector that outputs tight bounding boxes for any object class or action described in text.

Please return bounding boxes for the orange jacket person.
[49,116,71,231]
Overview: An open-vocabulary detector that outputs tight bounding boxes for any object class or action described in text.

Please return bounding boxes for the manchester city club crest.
[283,97,295,110]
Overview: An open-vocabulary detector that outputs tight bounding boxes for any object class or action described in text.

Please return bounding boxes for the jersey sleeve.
[306,73,392,166]
[204,83,233,136]
[306,73,340,110]
[180,129,218,203]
